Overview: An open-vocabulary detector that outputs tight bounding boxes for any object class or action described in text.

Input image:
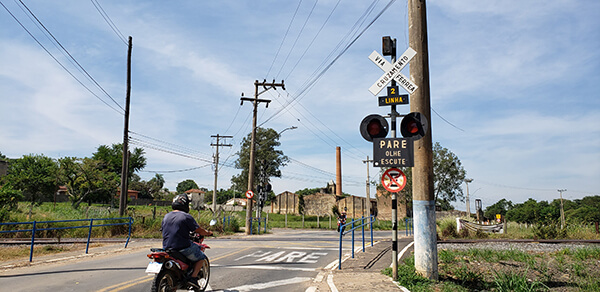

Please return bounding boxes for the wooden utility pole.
[119,36,133,216]
[211,134,232,214]
[409,0,438,279]
[241,80,284,235]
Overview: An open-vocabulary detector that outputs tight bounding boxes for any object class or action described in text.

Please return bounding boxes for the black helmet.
[172,194,190,213]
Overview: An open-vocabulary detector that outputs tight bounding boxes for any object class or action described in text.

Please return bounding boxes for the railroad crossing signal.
[359,114,389,142]
[368,49,418,95]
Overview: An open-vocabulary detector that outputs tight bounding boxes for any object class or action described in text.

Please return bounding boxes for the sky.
[1,0,599,211]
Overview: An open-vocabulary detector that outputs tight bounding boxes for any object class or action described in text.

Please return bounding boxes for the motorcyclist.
[161,194,212,288]
[337,211,347,232]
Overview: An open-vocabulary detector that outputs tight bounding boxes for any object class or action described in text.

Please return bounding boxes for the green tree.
[484,198,513,219]
[4,154,58,218]
[57,157,120,209]
[176,179,199,193]
[231,127,289,191]
[0,184,23,221]
[129,173,165,199]
[92,143,147,177]
[433,142,466,210]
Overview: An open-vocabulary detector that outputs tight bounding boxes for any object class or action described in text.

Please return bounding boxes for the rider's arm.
[194,226,213,236]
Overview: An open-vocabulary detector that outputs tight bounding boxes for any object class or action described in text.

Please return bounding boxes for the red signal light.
[360,114,389,142]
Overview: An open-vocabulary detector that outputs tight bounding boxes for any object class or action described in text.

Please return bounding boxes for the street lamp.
[278,126,297,136]
[464,178,473,216]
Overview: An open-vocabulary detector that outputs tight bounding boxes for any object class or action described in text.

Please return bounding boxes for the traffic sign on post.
[381,168,407,193]
[369,48,418,95]
[245,190,254,199]
[373,138,414,167]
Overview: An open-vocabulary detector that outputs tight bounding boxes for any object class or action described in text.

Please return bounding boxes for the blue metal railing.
[249,217,267,235]
[0,217,133,262]
[338,215,376,270]
[405,217,414,236]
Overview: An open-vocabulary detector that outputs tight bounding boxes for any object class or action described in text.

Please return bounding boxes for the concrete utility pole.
[363,156,373,219]
[464,178,473,216]
[211,134,232,215]
[409,0,438,279]
[119,36,133,216]
[241,79,284,235]
[558,189,566,229]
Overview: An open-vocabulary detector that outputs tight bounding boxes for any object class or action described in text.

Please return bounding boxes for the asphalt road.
[0,229,394,292]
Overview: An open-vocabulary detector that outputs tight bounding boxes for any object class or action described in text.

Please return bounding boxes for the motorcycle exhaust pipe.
[164,260,181,270]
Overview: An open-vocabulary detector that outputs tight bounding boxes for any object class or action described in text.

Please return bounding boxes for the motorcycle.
[337,214,346,233]
[146,220,215,292]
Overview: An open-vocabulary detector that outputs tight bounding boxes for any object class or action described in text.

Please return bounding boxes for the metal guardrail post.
[361,216,365,252]
[338,226,343,270]
[86,219,94,254]
[263,217,267,233]
[351,219,355,259]
[125,217,132,248]
[29,221,37,262]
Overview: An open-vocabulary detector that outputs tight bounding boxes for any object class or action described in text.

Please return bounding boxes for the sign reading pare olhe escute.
[373,138,414,167]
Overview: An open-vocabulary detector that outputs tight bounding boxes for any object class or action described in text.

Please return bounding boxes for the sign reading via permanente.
[373,138,414,167]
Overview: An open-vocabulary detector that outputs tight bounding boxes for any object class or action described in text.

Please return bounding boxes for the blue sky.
[1,1,598,211]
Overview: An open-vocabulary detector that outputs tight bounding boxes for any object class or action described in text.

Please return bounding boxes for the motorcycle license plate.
[145,261,162,274]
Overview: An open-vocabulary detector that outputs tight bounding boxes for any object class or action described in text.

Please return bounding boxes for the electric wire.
[264,0,303,79]
[274,0,317,80]
[260,0,396,126]
[283,0,342,81]
[16,0,125,112]
[0,0,124,115]
[90,0,127,45]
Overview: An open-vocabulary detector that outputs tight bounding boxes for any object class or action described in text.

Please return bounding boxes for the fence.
[338,215,376,270]
[0,217,133,262]
[249,217,267,235]
[405,217,414,236]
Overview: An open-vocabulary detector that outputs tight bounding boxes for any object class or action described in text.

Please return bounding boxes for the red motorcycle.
[146,232,210,292]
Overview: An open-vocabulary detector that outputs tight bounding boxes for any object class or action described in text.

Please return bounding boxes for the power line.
[16,0,125,112]
[90,0,128,45]
[274,0,318,80]
[264,0,302,79]
[0,0,124,115]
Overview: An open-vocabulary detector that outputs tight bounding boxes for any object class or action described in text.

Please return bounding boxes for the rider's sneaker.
[187,277,200,289]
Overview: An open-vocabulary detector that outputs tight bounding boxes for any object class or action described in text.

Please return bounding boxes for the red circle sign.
[381,168,407,193]
[245,190,254,199]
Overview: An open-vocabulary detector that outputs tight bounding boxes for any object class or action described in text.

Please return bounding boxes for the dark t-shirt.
[161,211,200,250]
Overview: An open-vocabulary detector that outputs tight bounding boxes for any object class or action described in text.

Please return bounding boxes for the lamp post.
[278,126,297,136]
[464,178,473,217]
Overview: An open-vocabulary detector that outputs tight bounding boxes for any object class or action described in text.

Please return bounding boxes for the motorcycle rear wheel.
[151,269,177,292]
[195,258,210,292]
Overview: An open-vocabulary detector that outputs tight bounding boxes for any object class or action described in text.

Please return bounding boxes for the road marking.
[210,246,253,262]
[234,250,328,264]
[327,272,339,292]
[211,276,312,291]
[95,274,153,292]
[212,264,316,272]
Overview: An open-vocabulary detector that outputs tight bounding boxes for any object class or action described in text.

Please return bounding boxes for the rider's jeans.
[179,243,206,262]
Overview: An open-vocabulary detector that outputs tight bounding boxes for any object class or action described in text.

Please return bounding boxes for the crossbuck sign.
[368,48,418,95]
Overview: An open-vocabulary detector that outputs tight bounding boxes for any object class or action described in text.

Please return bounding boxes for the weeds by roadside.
[385,246,600,291]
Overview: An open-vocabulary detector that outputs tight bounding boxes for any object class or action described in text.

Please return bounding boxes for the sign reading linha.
[373,138,414,167]
[379,86,409,106]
